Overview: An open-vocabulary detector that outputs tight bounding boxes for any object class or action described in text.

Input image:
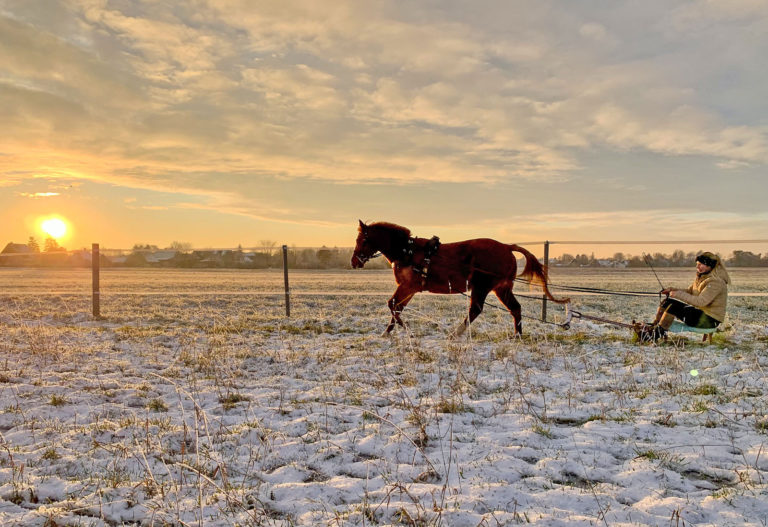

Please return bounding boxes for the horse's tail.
[509,244,570,304]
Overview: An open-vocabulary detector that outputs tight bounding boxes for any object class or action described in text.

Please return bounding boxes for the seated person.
[637,252,729,342]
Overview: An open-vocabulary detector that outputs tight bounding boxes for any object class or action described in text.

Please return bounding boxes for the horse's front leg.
[384,286,416,335]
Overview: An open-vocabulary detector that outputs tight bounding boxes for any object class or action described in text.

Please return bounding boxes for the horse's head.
[351,220,377,268]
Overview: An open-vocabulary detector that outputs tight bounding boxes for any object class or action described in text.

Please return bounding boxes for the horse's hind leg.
[384,286,415,335]
[495,286,523,335]
[452,286,490,337]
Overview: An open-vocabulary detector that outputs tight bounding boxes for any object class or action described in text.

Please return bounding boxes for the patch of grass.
[653,413,677,427]
[115,325,168,340]
[104,465,131,488]
[635,449,687,471]
[691,383,719,396]
[41,447,60,461]
[711,487,735,504]
[148,416,174,432]
[435,397,467,414]
[755,420,768,434]
[283,321,336,335]
[147,398,168,412]
[634,448,660,461]
[220,392,250,410]
[412,347,434,364]
[49,394,68,407]
[691,400,710,413]
[532,423,553,439]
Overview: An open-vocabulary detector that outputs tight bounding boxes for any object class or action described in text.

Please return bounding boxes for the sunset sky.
[1,1,767,256]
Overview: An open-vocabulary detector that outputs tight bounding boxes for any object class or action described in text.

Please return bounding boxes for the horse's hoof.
[449,323,468,339]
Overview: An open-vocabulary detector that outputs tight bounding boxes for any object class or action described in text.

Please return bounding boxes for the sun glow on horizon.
[40,217,69,240]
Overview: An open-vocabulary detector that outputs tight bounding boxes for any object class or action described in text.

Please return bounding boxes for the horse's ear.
[358,219,366,230]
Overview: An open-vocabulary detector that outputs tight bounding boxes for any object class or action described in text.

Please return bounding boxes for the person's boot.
[633,322,666,343]
[651,324,667,342]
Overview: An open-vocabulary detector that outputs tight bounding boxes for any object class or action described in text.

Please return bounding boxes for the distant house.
[144,250,178,264]
[68,249,92,265]
[1,242,33,254]
[0,242,35,266]
[597,259,628,268]
[188,249,246,267]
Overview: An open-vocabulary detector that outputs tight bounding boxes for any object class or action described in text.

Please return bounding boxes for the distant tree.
[316,247,332,267]
[132,244,159,251]
[557,253,576,266]
[258,240,277,256]
[168,241,192,251]
[612,252,625,263]
[125,252,148,267]
[572,253,590,266]
[27,236,40,253]
[651,252,669,266]
[730,250,762,267]
[44,237,65,252]
[669,249,692,266]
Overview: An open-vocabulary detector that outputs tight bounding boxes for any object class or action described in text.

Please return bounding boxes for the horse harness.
[404,235,441,288]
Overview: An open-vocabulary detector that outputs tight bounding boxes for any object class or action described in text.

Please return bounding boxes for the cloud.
[19,192,59,198]
[495,209,768,243]
[1,0,766,222]
[579,22,610,42]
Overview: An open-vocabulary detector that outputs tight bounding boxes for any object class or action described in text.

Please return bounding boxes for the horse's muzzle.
[351,255,365,268]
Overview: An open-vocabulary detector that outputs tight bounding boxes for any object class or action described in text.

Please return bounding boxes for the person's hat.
[696,252,718,268]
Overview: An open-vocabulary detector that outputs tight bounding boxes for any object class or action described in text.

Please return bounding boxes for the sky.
[1,0,767,256]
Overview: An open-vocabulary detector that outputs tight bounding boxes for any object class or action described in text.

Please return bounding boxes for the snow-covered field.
[1,267,767,526]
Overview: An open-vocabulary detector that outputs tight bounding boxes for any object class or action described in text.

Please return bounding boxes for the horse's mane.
[366,222,411,238]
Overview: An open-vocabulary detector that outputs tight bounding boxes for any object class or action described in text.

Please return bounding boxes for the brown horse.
[351,221,569,336]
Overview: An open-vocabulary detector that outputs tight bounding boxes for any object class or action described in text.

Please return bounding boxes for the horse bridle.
[353,250,382,265]
[353,234,382,265]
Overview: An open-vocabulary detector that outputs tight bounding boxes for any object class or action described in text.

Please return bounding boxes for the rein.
[464,290,632,330]
[514,277,659,297]
[459,291,574,329]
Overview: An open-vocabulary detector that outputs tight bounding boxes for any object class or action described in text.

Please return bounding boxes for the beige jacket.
[673,258,730,322]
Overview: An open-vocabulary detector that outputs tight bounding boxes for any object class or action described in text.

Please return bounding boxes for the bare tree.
[168,241,193,251]
[258,240,277,257]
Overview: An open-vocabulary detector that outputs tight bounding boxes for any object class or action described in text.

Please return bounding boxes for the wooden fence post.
[92,243,100,318]
[541,240,549,322]
[282,245,290,317]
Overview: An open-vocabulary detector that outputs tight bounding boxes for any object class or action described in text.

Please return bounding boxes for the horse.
[351,220,569,336]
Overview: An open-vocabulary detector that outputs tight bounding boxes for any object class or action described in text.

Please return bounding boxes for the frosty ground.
[1,268,767,526]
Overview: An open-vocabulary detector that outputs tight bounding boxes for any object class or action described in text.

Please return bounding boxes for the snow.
[0,268,767,526]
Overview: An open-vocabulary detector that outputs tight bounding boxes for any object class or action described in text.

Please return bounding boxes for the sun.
[41,217,68,239]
